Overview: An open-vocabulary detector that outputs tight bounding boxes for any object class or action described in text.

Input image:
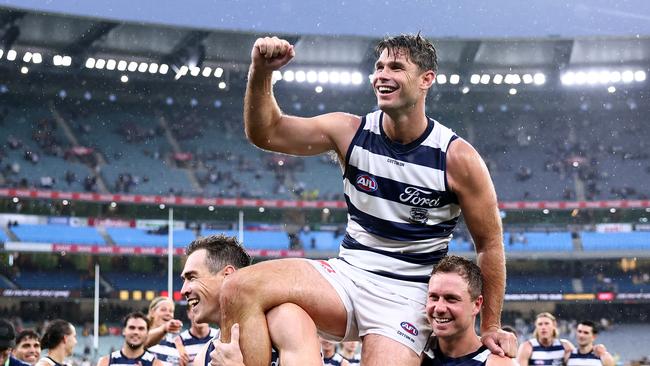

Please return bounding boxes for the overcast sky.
[2,0,650,39]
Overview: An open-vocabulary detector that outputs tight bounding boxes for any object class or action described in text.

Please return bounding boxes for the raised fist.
[251,36,295,72]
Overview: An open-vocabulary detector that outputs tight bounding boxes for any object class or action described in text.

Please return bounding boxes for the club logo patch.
[409,207,429,224]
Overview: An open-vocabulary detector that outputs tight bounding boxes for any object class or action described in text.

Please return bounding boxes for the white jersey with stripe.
[108,350,156,366]
[180,328,219,366]
[341,110,460,283]
[566,349,603,366]
[148,333,180,366]
[528,338,567,366]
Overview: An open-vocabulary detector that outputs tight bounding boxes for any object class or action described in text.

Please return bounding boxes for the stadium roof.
[1,5,650,74]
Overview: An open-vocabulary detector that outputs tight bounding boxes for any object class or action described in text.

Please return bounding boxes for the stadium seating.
[11,271,92,290]
[11,224,106,245]
[106,227,196,247]
[580,231,649,251]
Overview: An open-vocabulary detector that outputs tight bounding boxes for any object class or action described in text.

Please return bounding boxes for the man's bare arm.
[244,37,359,159]
[447,138,515,357]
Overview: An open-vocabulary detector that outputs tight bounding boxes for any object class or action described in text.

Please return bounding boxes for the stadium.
[0,1,649,365]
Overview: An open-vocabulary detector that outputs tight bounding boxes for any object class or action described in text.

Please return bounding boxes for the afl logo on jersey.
[355,174,378,192]
[400,322,419,336]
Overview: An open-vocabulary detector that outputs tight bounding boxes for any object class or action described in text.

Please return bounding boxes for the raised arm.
[594,344,615,366]
[447,138,515,357]
[244,36,359,158]
[516,341,532,366]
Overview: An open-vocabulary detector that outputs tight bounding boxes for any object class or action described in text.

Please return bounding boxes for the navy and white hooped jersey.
[342,110,460,283]
[567,349,603,366]
[200,332,281,366]
[421,345,490,366]
[148,333,181,366]
[528,338,566,366]
[180,328,219,366]
[323,353,347,366]
[343,354,361,366]
[108,350,156,366]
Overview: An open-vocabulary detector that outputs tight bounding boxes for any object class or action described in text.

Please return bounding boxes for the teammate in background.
[96,312,163,366]
[516,313,573,366]
[421,255,515,366]
[0,319,30,366]
[13,329,42,365]
[179,307,218,366]
[565,321,614,366]
[219,34,515,366]
[321,338,349,366]
[179,234,322,366]
[339,342,360,366]
[147,297,188,366]
[35,320,77,366]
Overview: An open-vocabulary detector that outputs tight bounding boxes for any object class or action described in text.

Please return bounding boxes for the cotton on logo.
[400,322,419,336]
[355,174,378,192]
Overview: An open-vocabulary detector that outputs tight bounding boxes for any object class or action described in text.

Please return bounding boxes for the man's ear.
[421,70,436,90]
[222,265,237,276]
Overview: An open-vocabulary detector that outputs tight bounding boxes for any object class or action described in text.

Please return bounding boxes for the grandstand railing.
[2,188,649,210]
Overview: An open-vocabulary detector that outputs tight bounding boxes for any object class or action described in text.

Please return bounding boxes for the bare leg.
[219,259,347,366]
[361,334,422,366]
[268,303,322,366]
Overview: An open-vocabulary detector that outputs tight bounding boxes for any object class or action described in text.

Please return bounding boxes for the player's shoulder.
[487,354,518,366]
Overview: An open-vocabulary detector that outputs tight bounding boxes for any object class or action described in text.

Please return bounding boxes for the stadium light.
[6,50,16,61]
[340,72,351,85]
[315,86,323,93]
[52,55,62,66]
[120,75,128,83]
[189,66,200,76]
[470,74,480,84]
[492,74,503,84]
[61,56,72,67]
[634,70,646,82]
[138,62,149,73]
[174,65,188,80]
[351,72,363,85]
[436,74,447,84]
[329,71,340,84]
[149,63,159,74]
[95,59,106,70]
[509,88,517,95]
[127,61,138,72]
[533,73,546,85]
[318,71,329,83]
[22,52,32,63]
[201,66,211,77]
[32,53,42,64]
[20,66,28,74]
[117,60,127,71]
[0,49,3,59]
[283,70,295,82]
[480,74,490,85]
[449,74,460,85]
[214,67,224,78]
[272,71,282,83]
[218,81,227,89]
[106,59,116,70]
[306,70,317,83]
[159,64,169,74]
[522,74,533,84]
[461,86,470,94]
[85,58,96,69]
[608,86,616,93]
[295,70,306,83]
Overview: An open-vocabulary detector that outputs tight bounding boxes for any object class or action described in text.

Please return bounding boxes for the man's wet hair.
[15,329,40,345]
[186,234,252,273]
[122,312,150,330]
[375,32,438,73]
[430,255,482,300]
[40,320,73,350]
[578,320,599,335]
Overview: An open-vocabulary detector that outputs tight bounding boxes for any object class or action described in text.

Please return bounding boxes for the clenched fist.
[251,36,295,73]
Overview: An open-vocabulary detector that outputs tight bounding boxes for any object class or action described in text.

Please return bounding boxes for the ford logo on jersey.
[355,174,378,192]
[400,322,418,336]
